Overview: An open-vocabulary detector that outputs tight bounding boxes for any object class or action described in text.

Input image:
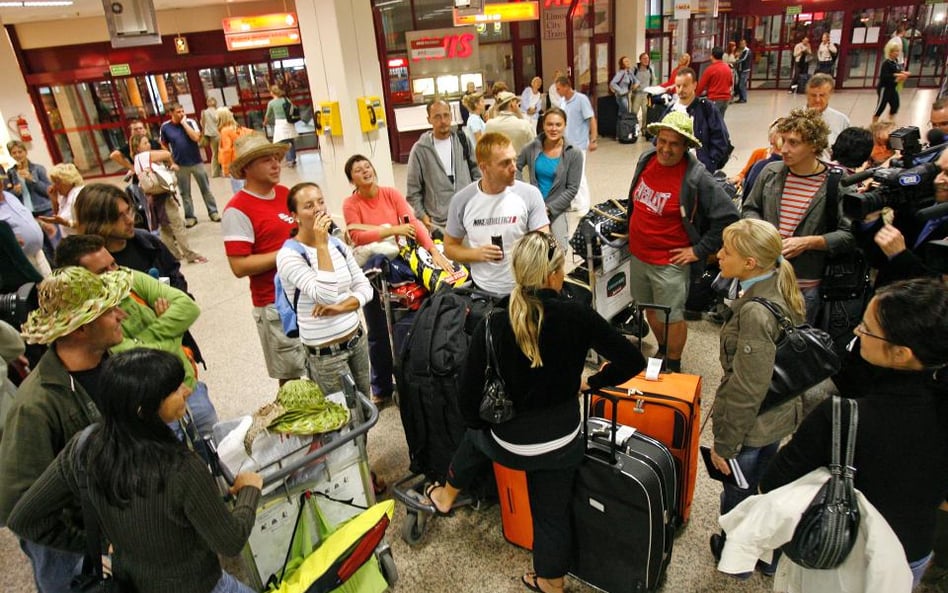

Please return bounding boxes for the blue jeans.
[363,290,393,398]
[910,552,933,589]
[169,381,218,439]
[719,442,780,516]
[209,571,255,593]
[800,284,821,325]
[175,164,219,220]
[280,139,297,164]
[738,71,749,102]
[615,94,630,114]
[19,538,83,593]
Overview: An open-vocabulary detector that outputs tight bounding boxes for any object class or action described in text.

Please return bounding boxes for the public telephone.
[357,96,385,133]
[319,102,342,136]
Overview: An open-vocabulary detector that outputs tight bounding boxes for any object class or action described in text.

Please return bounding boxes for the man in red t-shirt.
[628,111,739,371]
[221,134,305,384]
[696,46,735,116]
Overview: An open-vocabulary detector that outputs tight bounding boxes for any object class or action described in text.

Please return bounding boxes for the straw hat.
[20,266,131,345]
[494,91,519,111]
[646,110,703,148]
[230,133,289,179]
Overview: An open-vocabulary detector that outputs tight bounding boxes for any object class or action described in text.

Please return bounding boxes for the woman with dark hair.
[609,55,638,115]
[277,182,373,397]
[341,153,453,405]
[8,348,262,593]
[761,277,948,588]
[516,107,582,250]
[131,133,207,263]
[424,232,646,593]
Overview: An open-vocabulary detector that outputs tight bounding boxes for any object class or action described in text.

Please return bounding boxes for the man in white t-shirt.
[444,132,550,296]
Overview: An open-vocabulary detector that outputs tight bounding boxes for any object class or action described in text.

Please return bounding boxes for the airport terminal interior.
[0,0,946,592]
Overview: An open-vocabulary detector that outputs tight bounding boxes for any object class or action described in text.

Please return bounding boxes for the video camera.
[0,282,37,329]
[840,126,946,220]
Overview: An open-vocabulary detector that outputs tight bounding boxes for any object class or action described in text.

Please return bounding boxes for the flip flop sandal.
[521,573,544,593]
[423,483,453,517]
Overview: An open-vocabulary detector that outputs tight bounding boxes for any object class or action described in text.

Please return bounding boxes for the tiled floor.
[1,87,943,593]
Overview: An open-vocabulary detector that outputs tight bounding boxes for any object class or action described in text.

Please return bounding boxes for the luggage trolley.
[213,375,397,591]
[566,219,646,363]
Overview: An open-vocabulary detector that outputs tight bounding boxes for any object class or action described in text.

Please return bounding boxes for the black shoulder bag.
[478,312,515,424]
[782,396,860,569]
[71,425,122,593]
[750,297,840,414]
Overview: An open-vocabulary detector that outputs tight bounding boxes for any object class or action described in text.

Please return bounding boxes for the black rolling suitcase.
[570,395,677,593]
[643,90,668,140]
[617,109,638,144]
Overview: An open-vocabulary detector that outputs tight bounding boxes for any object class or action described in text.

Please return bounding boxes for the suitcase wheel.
[401,509,429,545]
[378,545,399,586]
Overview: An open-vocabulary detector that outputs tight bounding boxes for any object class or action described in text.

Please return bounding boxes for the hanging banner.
[675,1,692,20]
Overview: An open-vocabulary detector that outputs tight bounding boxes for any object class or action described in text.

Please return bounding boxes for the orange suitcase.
[591,372,701,525]
[493,463,533,550]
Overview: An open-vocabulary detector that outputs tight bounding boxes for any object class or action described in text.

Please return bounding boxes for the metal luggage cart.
[568,220,643,357]
[213,375,396,591]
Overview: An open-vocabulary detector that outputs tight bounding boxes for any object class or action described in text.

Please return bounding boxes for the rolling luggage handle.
[582,389,631,465]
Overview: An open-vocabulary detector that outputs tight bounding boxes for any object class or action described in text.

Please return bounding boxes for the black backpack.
[283,98,301,124]
[396,287,494,482]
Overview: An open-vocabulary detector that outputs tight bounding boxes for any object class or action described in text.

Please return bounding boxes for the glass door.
[39,82,123,177]
[568,0,595,96]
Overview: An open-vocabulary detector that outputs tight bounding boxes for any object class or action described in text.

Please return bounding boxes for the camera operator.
[858,147,948,287]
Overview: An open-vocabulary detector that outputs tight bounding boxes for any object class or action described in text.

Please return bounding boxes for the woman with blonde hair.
[874,39,910,124]
[708,218,806,575]
[216,107,249,193]
[425,231,645,593]
[41,163,84,236]
[264,84,298,167]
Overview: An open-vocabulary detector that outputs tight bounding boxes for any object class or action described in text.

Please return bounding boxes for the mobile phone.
[402,215,411,225]
[491,235,504,257]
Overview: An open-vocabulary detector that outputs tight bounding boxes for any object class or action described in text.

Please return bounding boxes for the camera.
[0,282,37,329]
[887,126,922,160]
[841,162,940,220]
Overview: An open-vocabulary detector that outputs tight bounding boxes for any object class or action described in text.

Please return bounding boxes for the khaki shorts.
[252,305,306,380]
[628,255,690,323]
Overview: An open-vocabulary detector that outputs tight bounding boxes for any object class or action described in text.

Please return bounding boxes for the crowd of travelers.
[0,53,946,593]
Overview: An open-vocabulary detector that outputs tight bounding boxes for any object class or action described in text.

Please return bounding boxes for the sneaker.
[185,218,198,228]
[209,212,221,222]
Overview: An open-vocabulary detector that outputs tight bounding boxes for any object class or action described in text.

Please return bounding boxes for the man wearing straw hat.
[222,133,306,385]
[0,266,131,592]
[627,111,738,372]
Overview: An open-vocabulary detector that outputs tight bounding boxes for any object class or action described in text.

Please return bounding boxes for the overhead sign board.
[453,1,539,26]
[223,12,300,51]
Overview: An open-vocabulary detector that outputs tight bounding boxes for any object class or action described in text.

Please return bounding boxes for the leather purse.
[478,312,515,424]
[782,396,860,569]
[750,298,841,414]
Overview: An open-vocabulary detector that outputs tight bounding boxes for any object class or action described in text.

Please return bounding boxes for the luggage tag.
[644,357,663,381]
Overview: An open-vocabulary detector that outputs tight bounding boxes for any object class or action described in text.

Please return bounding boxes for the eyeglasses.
[541,232,558,261]
[854,321,894,343]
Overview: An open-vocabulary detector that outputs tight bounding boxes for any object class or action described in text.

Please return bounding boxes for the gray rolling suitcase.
[570,395,677,593]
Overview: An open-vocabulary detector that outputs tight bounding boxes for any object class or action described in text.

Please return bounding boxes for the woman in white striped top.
[276,182,374,397]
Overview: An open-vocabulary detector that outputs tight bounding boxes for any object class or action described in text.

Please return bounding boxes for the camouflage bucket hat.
[20,266,131,345]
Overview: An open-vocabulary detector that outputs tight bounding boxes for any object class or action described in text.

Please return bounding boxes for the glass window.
[479,42,514,90]
[594,0,612,35]
[413,0,453,29]
[518,21,537,39]
[375,0,411,52]
[476,21,511,43]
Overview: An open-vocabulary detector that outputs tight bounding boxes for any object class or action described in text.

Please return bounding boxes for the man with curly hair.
[741,108,855,323]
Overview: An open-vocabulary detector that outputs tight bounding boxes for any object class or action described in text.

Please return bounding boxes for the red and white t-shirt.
[628,158,691,265]
[222,185,297,306]
[778,170,826,239]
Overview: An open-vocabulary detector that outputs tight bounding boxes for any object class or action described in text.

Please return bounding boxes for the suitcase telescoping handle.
[636,303,672,353]
[582,389,625,465]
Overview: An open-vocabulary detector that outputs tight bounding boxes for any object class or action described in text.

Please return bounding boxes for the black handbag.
[478,312,515,424]
[750,298,841,414]
[568,199,629,258]
[71,426,123,593]
[782,396,860,569]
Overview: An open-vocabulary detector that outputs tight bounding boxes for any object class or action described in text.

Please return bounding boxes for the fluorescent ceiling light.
[0,1,74,5]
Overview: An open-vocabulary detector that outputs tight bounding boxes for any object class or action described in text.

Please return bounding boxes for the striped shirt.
[778,170,827,239]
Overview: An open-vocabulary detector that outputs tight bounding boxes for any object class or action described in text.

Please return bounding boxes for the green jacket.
[112,270,200,387]
[0,347,100,525]
[712,274,803,458]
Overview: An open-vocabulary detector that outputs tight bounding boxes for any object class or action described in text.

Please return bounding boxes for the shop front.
[11,25,318,178]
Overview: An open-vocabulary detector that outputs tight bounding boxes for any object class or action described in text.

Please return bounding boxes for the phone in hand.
[491,235,504,257]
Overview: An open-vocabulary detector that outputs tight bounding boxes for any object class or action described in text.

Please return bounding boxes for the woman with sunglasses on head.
[760,277,948,589]
[8,348,262,593]
[424,231,645,593]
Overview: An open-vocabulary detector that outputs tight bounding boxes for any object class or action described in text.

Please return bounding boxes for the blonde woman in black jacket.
[425,231,645,593]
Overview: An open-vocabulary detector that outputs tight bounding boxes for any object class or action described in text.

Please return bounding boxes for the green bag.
[267,492,393,593]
